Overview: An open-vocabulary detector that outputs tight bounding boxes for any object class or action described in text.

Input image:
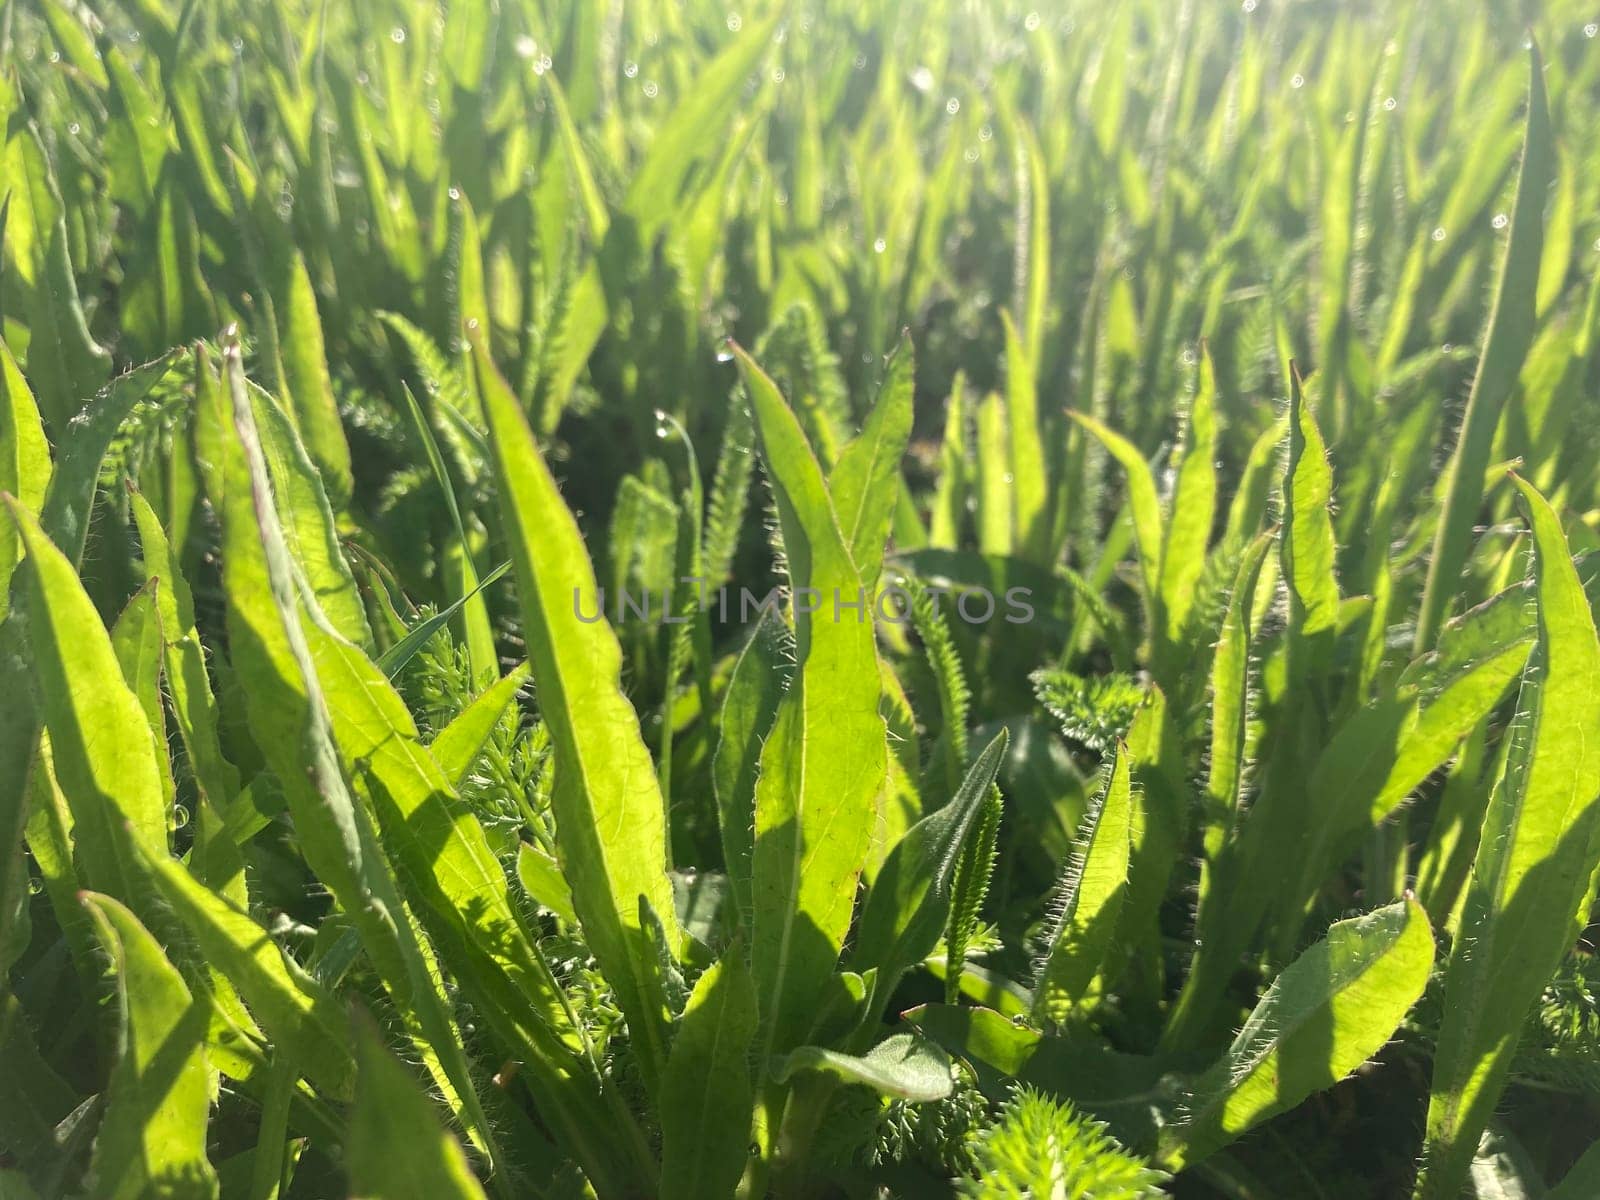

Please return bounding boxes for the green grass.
[2,1,1600,1197]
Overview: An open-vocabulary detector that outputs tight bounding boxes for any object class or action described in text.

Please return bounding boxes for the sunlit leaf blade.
[732,343,888,1057]
[1416,47,1554,652]
[347,1021,489,1200]
[713,611,791,926]
[81,893,218,1200]
[1032,743,1135,1026]
[1161,897,1433,1170]
[135,837,356,1103]
[211,339,503,1171]
[4,498,166,902]
[775,1032,953,1102]
[473,331,681,1095]
[658,953,759,1200]
[1156,344,1219,664]
[0,336,50,621]
[430,663,530,790]
[853,731,1008,1012]
[828,333,913,591]
[1282,367,1339,683]
[1417,477,1600,1200]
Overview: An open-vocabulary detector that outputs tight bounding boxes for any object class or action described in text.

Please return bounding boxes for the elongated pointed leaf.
[1417,48,1553,652]
[1282,369,1339,683]
[776,1032,953,1102]
[1162,897,1433,1170]
[129,490,241,810]
[1157,345,1219,654]
[81,894,218,1200]
[5,499,166,902]
[853,731,1007,1010]
[829,334,913,591]
[1032,743,1136,1025]
[658,953,759,1200]
[0,336,50,620]
[733,344,888,1056]
[243,383,370,647]
[473,332,681,1094]
[713,611,791,925]
[1068,412,1163,608]
[347,1023,489,1200]
[1418,477,1600,1200]
[430,663,530,790]
[212,340,503,1171]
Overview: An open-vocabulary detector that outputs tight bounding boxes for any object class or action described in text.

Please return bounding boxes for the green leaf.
[1068,411,1163,615]
[1,125,111,427]
[347,1021,489,1200]
[275,251,352,507]
[1032,742,1136,1026]
[110,580,177,810]
[713,611,791,926]
[1203,533,1273,854]
[4,499,167,902]
[853,731,1008,1014]
[1282,368,1340,683]
[473,331,682,1095]
[81,893,218,1200]
[38,350,180,566]
[129,489,242,811]
[622,13,778,238]
[430,663,530,790]
[828,333,913,591]
[212,338,503,1171]
[944,784,1002,1005]
[658,953,760,1200]
[775,1032,953,1103]
[1416,47,1554,652]
[1417,477,1600,1200]
[1161,897,1434,1170]
[1002,312,1050,564]
[0,336,50,621]
[1156,345,1219,659]
[732,343,889,1056]
[242,382,370,648]
[375,560,510,677]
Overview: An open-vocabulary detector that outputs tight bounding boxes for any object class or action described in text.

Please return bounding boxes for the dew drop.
[945,96,960,115]
[1491,212,1508,230]
[979,123,993,142]
[448,185,461,200]
[1242,0,1257,10]
[726,11,742,31]
[390,25,407,43]
[1290,73,1305,89]
[1024,11,1041,31]
[910,66,934,92]
[873,237,886,253]
[716,346,735,363]
[772,68,785,83]
[67,122,80,136]
[1383,96,1397,111]
[643,80,659,98]
[1587,22,1599,38]
[516,36,537,59]
[624,60,639,78]
[1431,226,1446,242]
